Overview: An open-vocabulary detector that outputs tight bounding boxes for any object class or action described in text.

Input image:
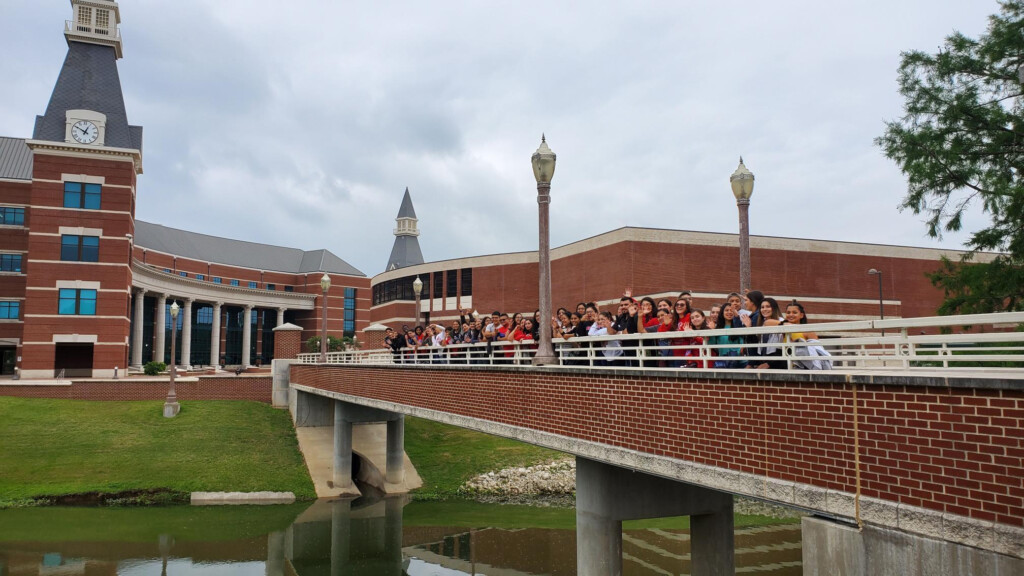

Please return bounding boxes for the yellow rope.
[853,380,863,530]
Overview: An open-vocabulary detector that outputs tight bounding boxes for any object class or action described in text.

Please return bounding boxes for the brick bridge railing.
[290,363,1024,558]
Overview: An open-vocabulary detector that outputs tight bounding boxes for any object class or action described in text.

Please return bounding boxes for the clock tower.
[18,0,142,378]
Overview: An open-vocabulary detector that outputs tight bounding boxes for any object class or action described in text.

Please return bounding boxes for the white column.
[153,293,167,363]
[277,307,286,327]
[131,288,146,368]
[181,298,193,369]
[211,301,222,367]
[241,305,253,367]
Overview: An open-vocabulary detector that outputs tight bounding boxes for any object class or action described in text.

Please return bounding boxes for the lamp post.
[412,276,423,327]
[320,273,331,363]
[730,157,755,296]
[531,135,557,365]
[868,269,885,335]
[163,301,180,418]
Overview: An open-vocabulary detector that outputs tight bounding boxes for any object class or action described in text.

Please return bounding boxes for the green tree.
[876,1,1024,314]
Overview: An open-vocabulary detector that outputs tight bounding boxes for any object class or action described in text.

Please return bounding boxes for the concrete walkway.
[295,423,422,498]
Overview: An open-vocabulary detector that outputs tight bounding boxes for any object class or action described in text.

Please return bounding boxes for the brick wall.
[273,329,302,360]
[0,375,272,403]
[292,365,1024,527]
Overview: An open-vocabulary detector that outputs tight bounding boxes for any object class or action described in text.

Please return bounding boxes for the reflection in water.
[0,498,801,576]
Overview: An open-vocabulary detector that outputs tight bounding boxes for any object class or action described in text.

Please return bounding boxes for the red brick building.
[368,226,988,330]
[0,1,368,378]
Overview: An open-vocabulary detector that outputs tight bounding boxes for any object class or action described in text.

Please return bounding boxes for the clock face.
[71,120,99,144]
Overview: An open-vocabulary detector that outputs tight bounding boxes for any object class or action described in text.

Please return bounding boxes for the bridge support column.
[576,457,734,576]
[386,416,405,485]
[266,530,285,576]
[333,401,354,490]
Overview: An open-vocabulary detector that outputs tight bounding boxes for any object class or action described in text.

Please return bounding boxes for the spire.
[385,188,424,271]
[397,187,417,219]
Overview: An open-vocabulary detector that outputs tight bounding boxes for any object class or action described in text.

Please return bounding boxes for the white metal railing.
[296,312,1024,373]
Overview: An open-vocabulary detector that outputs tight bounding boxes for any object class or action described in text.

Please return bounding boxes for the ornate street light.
[412,275,423,327]
[532,135,557,365]
[163,301,180,418]
[320,273,331,363]
[730,157,755,296]
[868,269,885,335]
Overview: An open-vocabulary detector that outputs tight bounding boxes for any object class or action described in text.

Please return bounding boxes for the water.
[0,498,802,575]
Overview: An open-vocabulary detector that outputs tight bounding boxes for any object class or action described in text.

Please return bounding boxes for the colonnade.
[130,288,287,369]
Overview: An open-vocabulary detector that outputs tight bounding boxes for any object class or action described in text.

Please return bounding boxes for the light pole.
[532,135,557,365]
[412,276,423,327]
[320,273,331,363]
[868,269,885,335]
[730,157,755,296]
[163,301,180,418]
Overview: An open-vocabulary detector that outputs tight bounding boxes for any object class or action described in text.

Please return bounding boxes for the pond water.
[0,498,802,575]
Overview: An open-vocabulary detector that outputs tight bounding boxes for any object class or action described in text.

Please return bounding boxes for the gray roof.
[0,138,32,180]
[33,42,143,151]
[385,235,424,271]
[397,187,417,218]
[135,220,365,277]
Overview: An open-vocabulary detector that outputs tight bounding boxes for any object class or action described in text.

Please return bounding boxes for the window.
[0,207,24,226]
[434,273,443,300]
[63,182,101,210]
[78,6,91,26]
[230,279,239,287]
[60,235,99,262]
[266,284,275,291]
[461,268,473,296]
[284,285,293,292]
[213,277,222,284]
[163,268,171,273]
[58,288,97,315]
[179,271,187,277]
[0,301,19,319]
[196,274,205,281]
[447,270,458,297]
[248,281,257,289]
[95,9,109,29]
[343,287,356,335]
[0,254,22,272]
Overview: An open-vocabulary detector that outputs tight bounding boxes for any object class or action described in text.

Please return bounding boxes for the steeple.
[65,0,124,59]
[385,188,424,271]
[32,0,142,160]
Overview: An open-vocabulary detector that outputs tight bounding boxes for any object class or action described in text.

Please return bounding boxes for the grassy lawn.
[0,398,315,503]
[404,416,565,497]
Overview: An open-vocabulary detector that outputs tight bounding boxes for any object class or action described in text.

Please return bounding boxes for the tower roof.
[397,187,417,219]
[33,41,142,150]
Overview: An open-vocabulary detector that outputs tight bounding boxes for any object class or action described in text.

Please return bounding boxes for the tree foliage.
[304,335,360,353]
[876,1,1024,313]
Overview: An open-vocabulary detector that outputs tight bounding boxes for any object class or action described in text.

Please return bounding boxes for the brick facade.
[0,375,271,403]
[291,365,1024,528]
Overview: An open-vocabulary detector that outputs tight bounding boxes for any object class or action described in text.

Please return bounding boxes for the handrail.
[295,312,1024,373]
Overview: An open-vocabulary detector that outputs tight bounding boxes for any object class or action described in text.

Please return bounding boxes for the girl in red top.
[678,309,709,368]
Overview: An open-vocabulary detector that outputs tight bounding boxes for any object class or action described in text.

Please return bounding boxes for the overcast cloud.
[0,1,999,276]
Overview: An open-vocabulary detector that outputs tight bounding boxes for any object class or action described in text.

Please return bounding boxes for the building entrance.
[54,343,93,378]
[0,347,15,375]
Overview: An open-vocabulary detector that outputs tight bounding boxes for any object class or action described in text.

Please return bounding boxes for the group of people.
[382,289,826,369]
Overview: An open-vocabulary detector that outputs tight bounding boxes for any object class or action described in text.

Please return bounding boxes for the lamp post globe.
[532,135,558,366]
[730,157,755,296]
[412,276,423,327]
[319,274,331,363]
[163,301,180,418]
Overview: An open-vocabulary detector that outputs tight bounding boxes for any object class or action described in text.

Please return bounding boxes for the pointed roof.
[33,42,142,150]
[386,235,424,272]
[397,187,417,219]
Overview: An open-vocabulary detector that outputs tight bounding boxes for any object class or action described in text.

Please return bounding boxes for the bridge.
[278,312,1024,576]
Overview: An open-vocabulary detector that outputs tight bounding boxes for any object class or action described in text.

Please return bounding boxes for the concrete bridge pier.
[576,457,734,576]
[332,400,406,491]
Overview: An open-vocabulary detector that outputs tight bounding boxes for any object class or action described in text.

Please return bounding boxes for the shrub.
[143,361,166,376]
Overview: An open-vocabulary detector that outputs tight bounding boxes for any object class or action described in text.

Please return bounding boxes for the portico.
[130,262,317,370]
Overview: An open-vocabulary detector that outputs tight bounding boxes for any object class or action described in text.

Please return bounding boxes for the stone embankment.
[460,459,800,518]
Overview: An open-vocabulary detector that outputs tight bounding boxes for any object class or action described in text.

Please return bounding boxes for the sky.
[0,1,1001,276]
